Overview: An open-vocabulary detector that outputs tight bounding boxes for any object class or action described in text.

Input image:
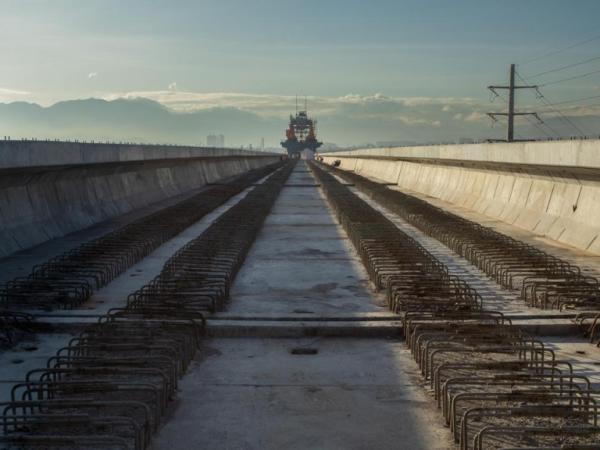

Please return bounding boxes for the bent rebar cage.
[0,162,284,311]
[310,161,600,449]
[0,161,297,449]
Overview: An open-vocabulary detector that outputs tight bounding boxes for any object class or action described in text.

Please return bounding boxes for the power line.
[497,89,561,139]
[527,55,600,79]
[534,93,600,107]
[493,90,555,138]
[516,70,587,135]
[540,67,600,87]
[519,33,600,66]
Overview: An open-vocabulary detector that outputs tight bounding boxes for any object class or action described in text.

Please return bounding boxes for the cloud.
[93,90,532,144]
[88,72,98,79]
[103,90,484,122]
[464,111,487,123]
[0,87,29,95]
[0,86,30,103]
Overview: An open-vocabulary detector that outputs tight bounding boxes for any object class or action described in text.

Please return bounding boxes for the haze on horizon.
[1,0,600,147]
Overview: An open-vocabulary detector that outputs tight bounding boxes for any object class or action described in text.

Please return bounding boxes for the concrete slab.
[0,332,76,402]
[396,186,600,277]
[346,180,575,319]
[0,171,266,284]
[546,336,600,389]
[151,338,453,450]
[0,178,272,397]
[207,320,404,338]
[226,162,386,317]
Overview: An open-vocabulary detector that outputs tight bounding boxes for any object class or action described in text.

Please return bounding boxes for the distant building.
[206,134,217,147]
[207,134,225,147]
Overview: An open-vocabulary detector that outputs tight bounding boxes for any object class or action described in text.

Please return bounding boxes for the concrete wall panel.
[323,139,600,254]
[0,142,279,257]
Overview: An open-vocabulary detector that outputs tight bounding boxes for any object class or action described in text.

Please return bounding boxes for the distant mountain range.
[0,97,597,147]
[0,98,279,146]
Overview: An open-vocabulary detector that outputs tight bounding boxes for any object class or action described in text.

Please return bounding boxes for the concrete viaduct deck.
[1,141,600,449]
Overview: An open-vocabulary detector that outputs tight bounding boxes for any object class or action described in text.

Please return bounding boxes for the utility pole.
[487,64,541,142]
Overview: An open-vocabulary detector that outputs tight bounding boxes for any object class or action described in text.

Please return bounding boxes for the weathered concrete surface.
[0,171,257,284]
[0,183,265,401]
[346,181,582,336]
[0,140,272,170]
[322,140,600,254]
[226,162,385,317]
[0,141,279,257]
[152,338,453,450]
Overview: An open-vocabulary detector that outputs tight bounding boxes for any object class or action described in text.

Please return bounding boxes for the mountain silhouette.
[0,98,278,146]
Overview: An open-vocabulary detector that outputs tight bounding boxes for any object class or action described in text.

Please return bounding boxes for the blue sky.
[1,0,600,144]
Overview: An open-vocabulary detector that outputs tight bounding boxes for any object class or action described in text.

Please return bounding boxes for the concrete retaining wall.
[0,141,280,257]
[322,140,600,255]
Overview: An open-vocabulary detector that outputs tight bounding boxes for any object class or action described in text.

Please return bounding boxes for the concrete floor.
[151,162,453,449]
[343,175,600,388]
[6,161,599,448]
[387,185,600,278]
[0,183,222,284]
[152,338,452,450]
[0,183,260,401]
[227,163,385,317]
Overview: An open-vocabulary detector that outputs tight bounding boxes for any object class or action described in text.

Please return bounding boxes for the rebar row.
[328,165,600,311]
[0,162,284,311]
[310,161,600,450]
[0,161,296,449]
[124,160,296,315]
[326,165,600,347]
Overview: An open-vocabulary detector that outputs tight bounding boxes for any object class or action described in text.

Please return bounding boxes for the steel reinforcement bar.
[324,164,600,345]
[0,161,284,312]
[0,161,296,450]
[310,161,600,450]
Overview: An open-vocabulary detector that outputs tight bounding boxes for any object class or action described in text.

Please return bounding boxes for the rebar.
[0,161,296,449]
[0,162,284,311]
[310,161,600,450]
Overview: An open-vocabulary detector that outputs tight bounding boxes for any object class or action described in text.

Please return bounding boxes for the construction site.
[2,3,600,448]
[0,135,599,449]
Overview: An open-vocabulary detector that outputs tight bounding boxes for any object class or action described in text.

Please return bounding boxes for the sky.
[1,0,600,146]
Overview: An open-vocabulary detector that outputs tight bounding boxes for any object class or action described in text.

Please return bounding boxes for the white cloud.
[88,72,98,79]
[0,86,30,103]
[103,90,483,123]
[0,87,29,95]
[98,89,500,143]
[464,111,487,123]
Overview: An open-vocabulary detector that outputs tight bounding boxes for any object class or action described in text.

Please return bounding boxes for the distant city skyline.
[2,1,600,145]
